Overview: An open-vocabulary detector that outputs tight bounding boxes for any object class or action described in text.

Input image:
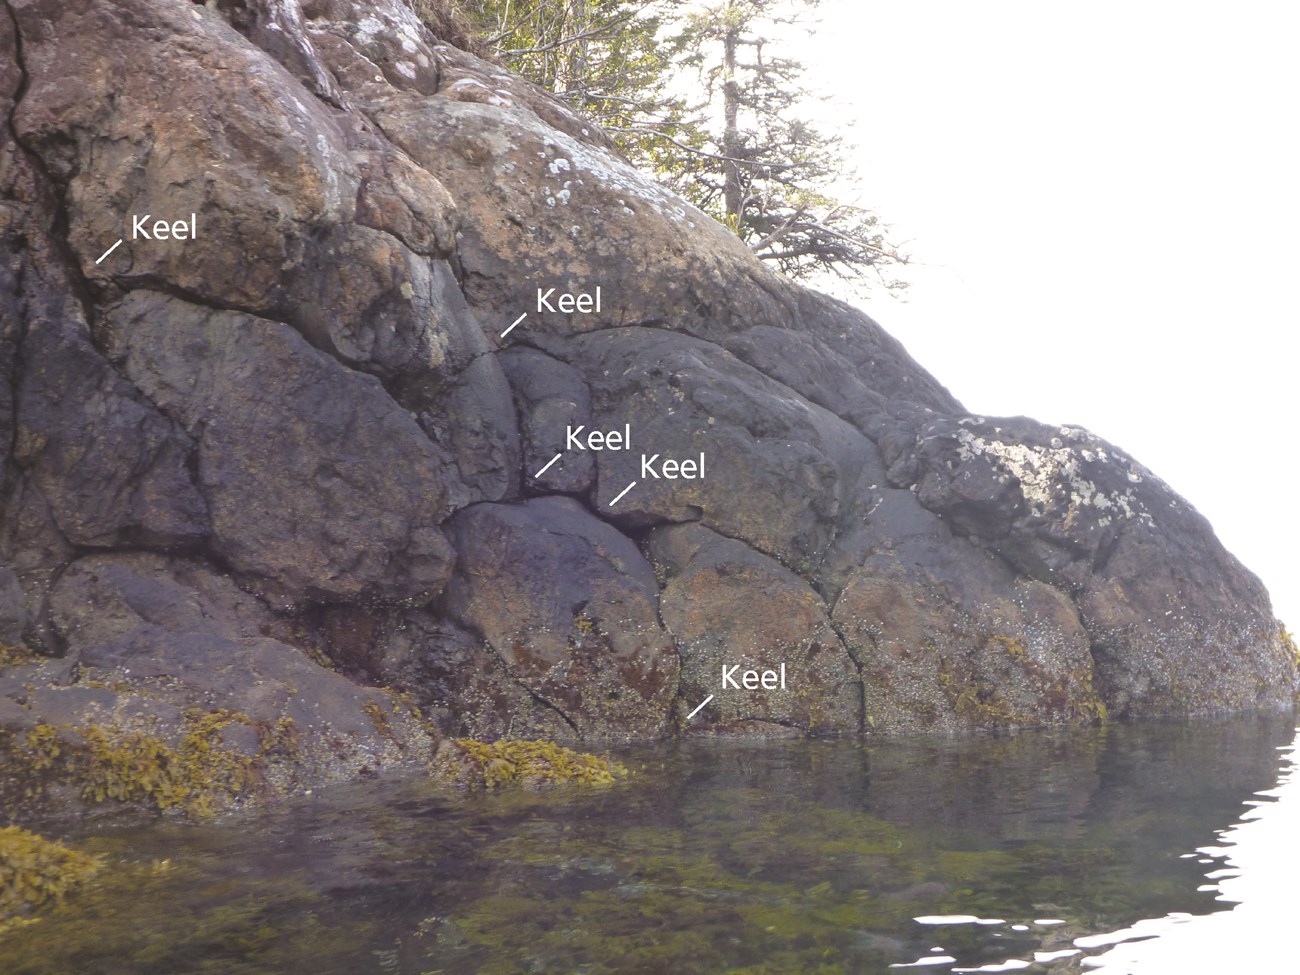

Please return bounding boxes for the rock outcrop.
[0,0,1293,811]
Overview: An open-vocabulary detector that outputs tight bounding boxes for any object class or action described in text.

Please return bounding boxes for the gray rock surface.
[380,609,574,740]
[0,567,24,647]
[0,0,1293,816]
[15,301,211,551]
[1,552,434,819]
[441,497,678,738]
[104,290,456,606]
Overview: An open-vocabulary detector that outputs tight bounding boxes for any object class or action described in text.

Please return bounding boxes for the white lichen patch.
[421,99,725,245]
[322,4,435,74]
[444,77,511,107]
[956,428,1152,526]
[314,134,345,212]
[534,131,700,225]
[356,16,385,46]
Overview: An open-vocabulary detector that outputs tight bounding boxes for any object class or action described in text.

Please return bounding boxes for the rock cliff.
[0,0,1294,810]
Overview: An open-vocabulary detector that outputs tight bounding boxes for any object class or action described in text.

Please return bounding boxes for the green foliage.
[0,827,102,930]
[464,0,697,156]
[667,0,905,285]
[464,0,906,289]
[441,738,629,788]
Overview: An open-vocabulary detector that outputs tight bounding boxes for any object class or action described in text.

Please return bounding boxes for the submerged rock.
[0,0,1293,816]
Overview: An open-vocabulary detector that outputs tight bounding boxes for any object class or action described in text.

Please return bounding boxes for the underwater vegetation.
[0,834,380,974]
[0,717,1290,974]
[0,642,34,670]
[0,827,101,934]
[436,798,1164,975]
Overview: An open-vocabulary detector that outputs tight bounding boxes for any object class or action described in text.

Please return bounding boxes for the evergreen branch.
[492,2,660,57]
[601,126,800,170]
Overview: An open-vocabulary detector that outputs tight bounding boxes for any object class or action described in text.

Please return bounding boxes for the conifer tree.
[461,0,906,289]
[463,1,698,162]
[666,0,905,286]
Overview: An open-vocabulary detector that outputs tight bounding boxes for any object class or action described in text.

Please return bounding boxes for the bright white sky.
[790,0,1300,627]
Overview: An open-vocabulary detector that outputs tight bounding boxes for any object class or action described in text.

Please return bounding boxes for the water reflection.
[1082,724,1298,973]
[0,712,1293,974]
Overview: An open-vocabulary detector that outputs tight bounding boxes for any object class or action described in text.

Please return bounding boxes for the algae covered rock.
[0,826,101,930]
[434,738,629,788]
[1,553,440,819]
[647,523,862,734]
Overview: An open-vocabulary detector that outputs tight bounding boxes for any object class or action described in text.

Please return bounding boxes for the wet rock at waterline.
[441,497,678,739]
[1,0,1295,817]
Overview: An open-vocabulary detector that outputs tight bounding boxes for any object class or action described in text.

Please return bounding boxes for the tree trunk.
[722,17,742,226]
[557,0,590,106]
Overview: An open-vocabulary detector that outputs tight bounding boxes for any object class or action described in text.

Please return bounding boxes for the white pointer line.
[534,453,562,479]
[501,312,527,338]
[608,481,636,507]
[95,239,123,265]
[686,695,714,721]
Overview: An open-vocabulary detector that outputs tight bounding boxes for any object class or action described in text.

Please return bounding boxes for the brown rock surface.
[648,523,861,735]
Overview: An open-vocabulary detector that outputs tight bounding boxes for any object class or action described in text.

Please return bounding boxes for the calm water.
[2,713,1295,974]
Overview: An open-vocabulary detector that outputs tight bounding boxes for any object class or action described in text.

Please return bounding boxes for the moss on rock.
[1281,626,1300,669]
